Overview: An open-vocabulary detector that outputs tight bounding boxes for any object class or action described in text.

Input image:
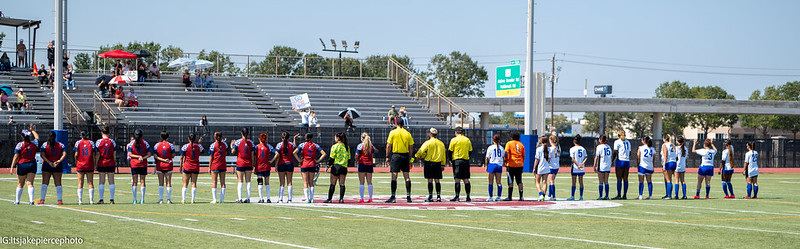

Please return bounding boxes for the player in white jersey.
[594,135,613,200]
[636,136,655,200]
[533,136,551,201]
[674,136,689,199]
[692,138,717,199]
[743,142,759,199]
[567,135,587,201]
[612,130,632,199]
[546,135,561,201]
[661,135,678,199]
[720,140,736,198]
[485,134,505,202]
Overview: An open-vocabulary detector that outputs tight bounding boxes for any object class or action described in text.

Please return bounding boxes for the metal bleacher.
[0,68,55,124]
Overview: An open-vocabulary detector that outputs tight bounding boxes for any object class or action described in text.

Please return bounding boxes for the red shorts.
[128,100,138,107]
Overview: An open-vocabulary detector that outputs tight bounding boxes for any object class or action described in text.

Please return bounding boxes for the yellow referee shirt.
[387,127,414,153]
[415,137,446,164]
[448,135,472,160]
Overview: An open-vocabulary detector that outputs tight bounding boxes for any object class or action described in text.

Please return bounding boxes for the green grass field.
[1,172,799,248]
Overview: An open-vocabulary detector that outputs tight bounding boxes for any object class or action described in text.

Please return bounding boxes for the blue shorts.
[236,167,253,172]
[698,166,714,176]
[549,168,559,175]
[664,162,677,171]
[210,169,227,173]
[357,164,374,173]
[598,170,610,173]
[183,170,199,174]
[300,167,318,173]
[42,163,63,173]
[721,169,734,174]
[615,160,630,168]
[571,172,585,176]
[131,167,148,175]
[487,163,503,174]
[277,163,294,172]
[17,162,36,176]
[254,171,271,177]
[637,166,654,175]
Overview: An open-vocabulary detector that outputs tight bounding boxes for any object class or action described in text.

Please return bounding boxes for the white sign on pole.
[290,93,311,109]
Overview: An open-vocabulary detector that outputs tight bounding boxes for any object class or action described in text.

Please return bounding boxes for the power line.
[560,59,800,77]
[562,53,800,71]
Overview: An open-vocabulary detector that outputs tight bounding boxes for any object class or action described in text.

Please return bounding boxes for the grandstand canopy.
[0,16,41,29]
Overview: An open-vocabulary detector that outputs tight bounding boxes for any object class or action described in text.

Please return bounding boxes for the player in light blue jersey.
[612,130,631,200]
[567,135,587,201]
[661,135,678,199]
[636,136,655,200]
[594,135,613,200]
[533,136,551,201]
[743,142,759,199]
[674,136,689,199]
[720,140,736,199]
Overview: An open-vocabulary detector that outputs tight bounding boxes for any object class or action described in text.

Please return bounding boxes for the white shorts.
[536,164,550,175]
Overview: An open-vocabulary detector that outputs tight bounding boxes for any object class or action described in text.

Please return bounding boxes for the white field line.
[320,216,339,219]
[546,211,800,236]
[623,202,796,216]
[681,212,701,215]
[30,220,44,224]
[272,205,659,249]
[81,220,97,223]
[0,198,315,248]
[183,218,198,222]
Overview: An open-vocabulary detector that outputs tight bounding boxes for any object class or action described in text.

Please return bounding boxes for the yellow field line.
[749,199,800,206]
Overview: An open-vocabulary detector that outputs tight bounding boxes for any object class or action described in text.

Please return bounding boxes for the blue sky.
[2,0,800,100]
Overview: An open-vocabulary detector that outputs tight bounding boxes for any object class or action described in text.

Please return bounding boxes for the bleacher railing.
[62,89,86,125]
[92,90,119,126]
[387,57,473,128]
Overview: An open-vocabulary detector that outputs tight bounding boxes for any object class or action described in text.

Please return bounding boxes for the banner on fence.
[290,93,311,110]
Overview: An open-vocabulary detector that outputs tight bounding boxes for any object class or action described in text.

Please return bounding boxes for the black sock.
[465,183,471,197]
[327,184,335,200]
[339,185,345,201]
[405,181,412,196]
[508,186,514,198]
[427,182,433,196]
[519,190,523,198]
[454,182,461,197]
[390,180,397,197]
[435,182,441,196]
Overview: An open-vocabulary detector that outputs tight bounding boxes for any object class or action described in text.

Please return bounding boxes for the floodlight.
[342,40,348,50]
[319,38,326,49]
[330,39,337,49]
[354,41,360,50]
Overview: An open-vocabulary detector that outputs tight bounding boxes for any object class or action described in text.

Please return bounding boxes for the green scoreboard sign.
[496,62,521,97]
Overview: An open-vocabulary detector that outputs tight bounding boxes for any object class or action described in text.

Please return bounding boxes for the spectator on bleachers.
[7,115,15,125]
[148,63,161,80]
[343,111,356,131]
[387,105,398,125]
[203,72,215,89]
[114,60,123,76]
[309,111,319,127]
[37,64,50,88]
[199,115,209,137]
[115,86,126,111]
[0,52,11,71]
[293,108,310,127]
[47,41,54,70]
[63,68,75,90]
[399,106,409,127]
[96,74,113,97]
[16,39,26,68]
[62,52,70,71]
[137,62,147,82]
[194,71,205,89]
[16,89,29,113]
[127,88,139,111]
[1,91,10,110]
[123,61,132,72]
[182,70,192,91]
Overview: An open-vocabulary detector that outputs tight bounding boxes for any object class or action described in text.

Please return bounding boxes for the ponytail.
[280,131,290,157]
[677,136,686,157]
[643,136,652,147]
[361,132,373,157]
[725,140,735,168]
[540,136,550,161]
[160,129,169,141]
[258,133,267,144]
[133,129,143,153]
[47,130,57,145]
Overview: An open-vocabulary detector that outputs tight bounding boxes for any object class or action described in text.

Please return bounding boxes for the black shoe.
[503,197,512,201]
[450,197,460,202]
[407,196,412,203]
[662,195,672,200]
[681,196,688,200]
[425,196,433,202]
[385,197,396,203]
[266,199,272,203]
[235,199,243,203]
[338,199,344,203]
[323,199,332,203]
[518,197,524,201]
[465,196,471,202]
[611,196,621,200]
[621,196,627,200]
[244,199,251,203]
[436,197,442,202]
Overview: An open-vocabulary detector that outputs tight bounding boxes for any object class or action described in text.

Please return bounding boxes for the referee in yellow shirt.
[448,127,473,202]
[415,128,446,202]
[385,119,414,203]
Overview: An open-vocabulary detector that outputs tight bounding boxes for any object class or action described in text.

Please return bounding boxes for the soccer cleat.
[662,196,671,200]
[13,202,19,205]
[235,199,243,203]
[157,200,163,204]
[424,197,433,202]
[244,199,250,203]
[57,200,63,205]
[258,199,265,203]
[139,200,145,204]
[465,197,471,202]
[407,196,413,203]
[636,195,643,200]
[539,195,545,201]
[729,195,735,199]
[449,197,460,202]
[693,196,700,199]
[338,199,344,203]
[566,197,575,201]
[495,196,502,202]
[486,197,494,202]
[502,197,512,201]
[596,197,604,200]
[78,201,83,205]
[547,197,556,201]
[621,195,627,200]
[578,197,584,201]
[646,196,652,200]
[385,197,396,203]
[167,200,173,204]
[752,196,758,199]
[266,199,272,203]
[681,196,687,200]
[358,199,364,203]
[97,200,104,205]
[210,200,217,204]
[367,199,373,203]
[744,196,751,199]
[29,202,34,205]
[705,196,710,199]
[518,197,524,201]
[611,196,621,200]
[287,200,292,203]
[724,195,730,199]
[603,197,610,200]
[323,199,332,203]
[38,199,45,205]
[182,200,186,204]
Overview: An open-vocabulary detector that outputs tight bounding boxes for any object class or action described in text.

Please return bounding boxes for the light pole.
[320,38,359,77]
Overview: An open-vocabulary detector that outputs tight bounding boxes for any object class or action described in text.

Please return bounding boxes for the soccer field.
[1,172,799,248]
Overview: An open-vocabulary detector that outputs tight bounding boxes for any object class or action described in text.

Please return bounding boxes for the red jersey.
[356,143,376,165]
[127,140,151,168]
[181,142,203,172]
[255,143,274,173]
[14,139,39,164]
[41,142,65,163]
[275,142,295,165]
[95,138,117,167]
[74,139,96,171]
[233,138,254,167]
[298,142,321,168]
[155,141,176,171]
[209,141,228,171]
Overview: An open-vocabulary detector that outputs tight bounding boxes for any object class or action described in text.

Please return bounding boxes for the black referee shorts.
[390,153,410,173]
[507,167,523,184]
[423,160,443,179]
[452,159,470,179]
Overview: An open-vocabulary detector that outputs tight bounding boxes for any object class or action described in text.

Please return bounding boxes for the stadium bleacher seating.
[0,68,55,124]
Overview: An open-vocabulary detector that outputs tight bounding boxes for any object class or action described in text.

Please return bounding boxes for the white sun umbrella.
[188,59,214,70]
[167,58,194,68]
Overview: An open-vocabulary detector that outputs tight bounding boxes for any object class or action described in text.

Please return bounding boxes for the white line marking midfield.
[31,221,44,224]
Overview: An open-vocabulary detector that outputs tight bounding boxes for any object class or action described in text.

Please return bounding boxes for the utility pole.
[550,54,555,133]
[523,0,535,135]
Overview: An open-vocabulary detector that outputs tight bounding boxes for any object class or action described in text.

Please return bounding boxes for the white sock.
[310,187,315,201]
[15,187,22,203]
[191,187,197,202]
[56,186,62,201]
[359,185,365,200]
[132,186,137,202]
[266,185,271,201]
[78,188,84,203]
[304,188,309,201]
[27,187,34,203]
[109,184,115,200]
[98,184,105,200]
[246,182,251,199]
[237,182,243,201]
[279,186,284,201]
[140,187,146,202]
[212,188,218,201]
[258,185,264,200]
[166,187,172,201]
[40,184,48,201]
[288,186,293,201]
[88,189,94,203]
[221,188,226,202]
[368,185,373,199]
[182,187,187,201]
[159,186,164,201]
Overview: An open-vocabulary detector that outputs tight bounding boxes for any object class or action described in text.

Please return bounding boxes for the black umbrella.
[338,108,361,119]
[130,50,152,58]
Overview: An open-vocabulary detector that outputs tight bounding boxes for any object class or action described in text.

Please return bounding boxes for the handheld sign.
[290,93,311,109]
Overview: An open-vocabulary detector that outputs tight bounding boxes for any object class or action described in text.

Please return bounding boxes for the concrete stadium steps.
[249,78,448,128]
[227,77,294,124]
[0,69,58,124]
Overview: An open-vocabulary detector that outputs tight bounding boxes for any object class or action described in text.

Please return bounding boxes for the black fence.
[2,124,798,169]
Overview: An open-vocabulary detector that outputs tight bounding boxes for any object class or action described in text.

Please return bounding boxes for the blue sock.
[623,181,629,196]
[571,186,576,198]
[705,185,711,197]
[696,189,701,197]
[638,183,644,196]
[579,187,584,197]
[616,181,622,196]
[665,183,672,197]
[604,183,609,198]
[682,184,687,197]
[674,183,680,197]
[598,184,603,198]
[550,185,556,198]
[727,182,734,196]
[539,191,544,197]
[722,182,729,196]
[664,182,669,196]
[488,185,494,198]
[497,185,503,197]
[754,185,759,197]
[647,182,653,197]
[747,183,752,197]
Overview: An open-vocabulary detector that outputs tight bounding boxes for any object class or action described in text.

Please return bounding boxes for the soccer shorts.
[41,163,63,173]
[615,160,630,168]
[390,153,410,173]
[236,166,253,172]
[637,166,654,175]
[16,162,36,175]
[157,170,172,174]
[507,167,523,183]
[549,168,559,175]
[698,165,714,176]
[277,163,294,172]
[452,159,471,179]
[357,164,374,173]
[300,167,318,173]
[182,170,199,174]
[423,161,443,179]
[96,166,116,173]
[131,167,148,175]
[330,165,348,176]
[664,162,677,171]
[486,163,502,174]
[721,169,734,174]
[254,171,271,177]
[210,169,227,173]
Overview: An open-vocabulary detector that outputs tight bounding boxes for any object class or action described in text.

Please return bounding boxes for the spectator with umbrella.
[1,85,13,110]
[339,108,361,131]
